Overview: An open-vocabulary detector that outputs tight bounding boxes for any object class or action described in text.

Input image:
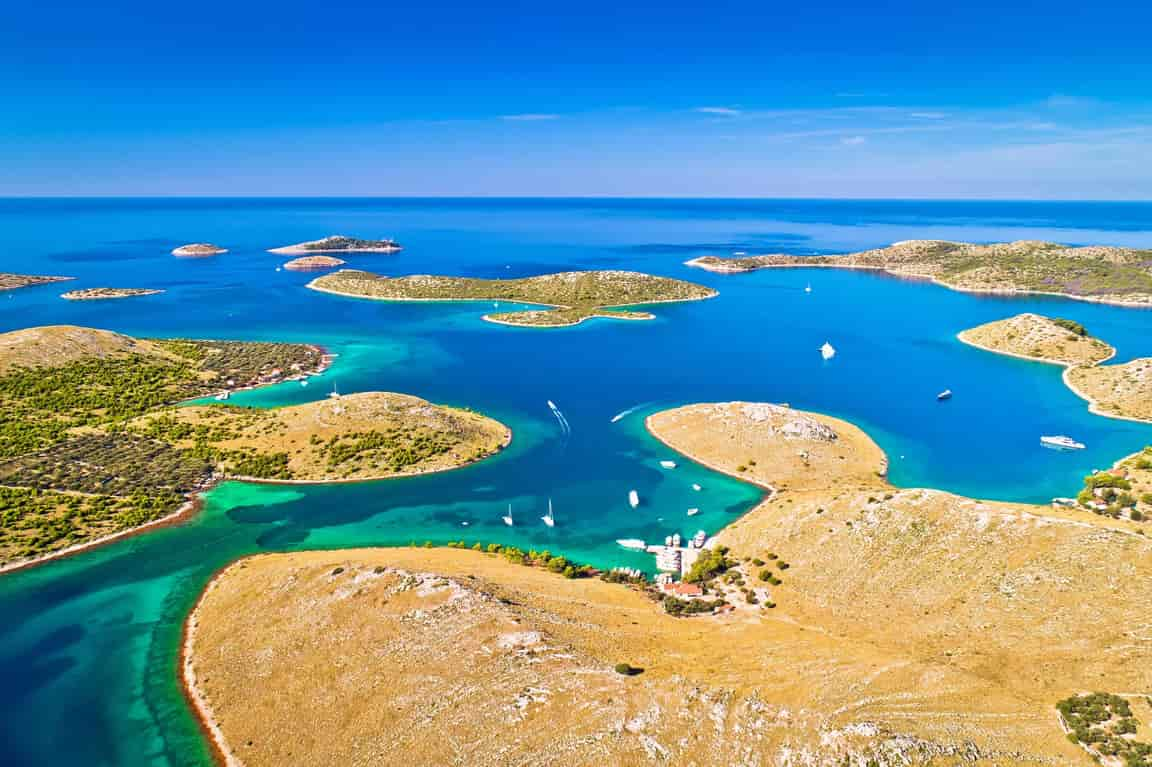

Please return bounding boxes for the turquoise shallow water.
[1,198,1151,766]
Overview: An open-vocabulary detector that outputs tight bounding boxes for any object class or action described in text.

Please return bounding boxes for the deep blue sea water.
[0,197,1150,766]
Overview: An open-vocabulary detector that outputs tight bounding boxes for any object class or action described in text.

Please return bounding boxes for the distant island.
[957,313,1115,366]
[0,273,74,291]
[0,325,507,570]
[307,269,718,327]
[269,235,402,255]
[172,243,228,257]
[687,240,1152,306]
[61,288,164,301]
[182,401,1152,767]
[958,313,1151,423]
[283,255,346,271]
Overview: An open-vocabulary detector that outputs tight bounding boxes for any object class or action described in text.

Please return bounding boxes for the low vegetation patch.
[1057,692,1152,765]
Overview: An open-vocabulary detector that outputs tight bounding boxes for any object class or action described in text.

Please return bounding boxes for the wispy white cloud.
[500,113,560,121]
[694,106,743,116]
[840,135,867,145]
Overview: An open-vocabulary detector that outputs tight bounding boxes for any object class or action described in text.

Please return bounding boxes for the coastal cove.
[2,198,1152,767]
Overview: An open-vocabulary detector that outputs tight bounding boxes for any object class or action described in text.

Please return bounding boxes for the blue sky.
[3,0,1151,198]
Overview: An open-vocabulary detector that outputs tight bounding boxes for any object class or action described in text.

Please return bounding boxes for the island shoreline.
[684,257,1152,309]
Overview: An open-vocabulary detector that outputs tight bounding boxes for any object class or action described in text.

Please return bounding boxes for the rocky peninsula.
[1066,358,1152,423]
[0,325,506,569]
[0,273,74,291]
[61,287,165,300]
[269,235,402,254]
[282,255,346,271]
[688,239,1152,306]
[184,402,1152,766]
[307,268,718,327]
[957,313,1115,366]
[958,314,1152,423]
[172,243,228,257]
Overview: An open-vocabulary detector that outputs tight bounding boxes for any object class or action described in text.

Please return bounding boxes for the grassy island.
[172,243,227,257]
[957,313,1115,366]
[0,273,74,291]
[307,268,718,327]
[269,235,402,254]
[0,326,507,569]
[183,403,1152,766]
[283,255,346,271]
[61,287,165,301]
[688,239,1152,306]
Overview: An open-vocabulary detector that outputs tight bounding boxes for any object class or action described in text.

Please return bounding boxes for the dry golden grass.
[0,325,174,373]
[957,313,1115,366]
[188,403,1152,766]
[1066,358,1152,423]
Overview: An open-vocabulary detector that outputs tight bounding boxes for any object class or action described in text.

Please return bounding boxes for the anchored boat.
[1041,435,1086,450]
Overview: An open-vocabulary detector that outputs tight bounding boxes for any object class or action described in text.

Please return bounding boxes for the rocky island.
[0,325,506,569]
[957,313,1115,366]
[688,239,1152,306]
[0,273,74,291]
[283,255,346,271]
[269,235,402,254]
[183,401,1152,766]
[307,268,718,327]
[172,243,228,257]
[61,287,165,300]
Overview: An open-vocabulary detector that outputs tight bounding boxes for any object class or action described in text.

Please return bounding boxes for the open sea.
[1,197,1151,766]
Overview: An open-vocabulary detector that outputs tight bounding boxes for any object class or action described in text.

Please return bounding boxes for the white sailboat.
[628,490,640,508]
[328,383,340,399]
[502,504,514,527]
[541,498,555,527]
[820,341,836,360]
[804,283,812,293]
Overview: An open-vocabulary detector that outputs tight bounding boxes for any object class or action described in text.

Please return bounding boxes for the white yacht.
[628,490,640,508]
[692,483,702,491]
[214,391,229,401]
[616,538,646,550]
[659,460,677,469]
[541,498,555,527]
[686,508,700,516]
[820,342,836,360]
[502,504,513,527]
[691,530,707,548]
[1041,435,1086,450]
[937,389,952,401]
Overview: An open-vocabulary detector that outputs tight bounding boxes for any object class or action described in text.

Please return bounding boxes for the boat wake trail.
[610,402,654,423]
[547,400,572,437]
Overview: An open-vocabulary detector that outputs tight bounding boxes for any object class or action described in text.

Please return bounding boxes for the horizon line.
[1,195,1151,204]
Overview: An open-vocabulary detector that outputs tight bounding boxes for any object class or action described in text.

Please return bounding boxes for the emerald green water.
[1,198,1151,765]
